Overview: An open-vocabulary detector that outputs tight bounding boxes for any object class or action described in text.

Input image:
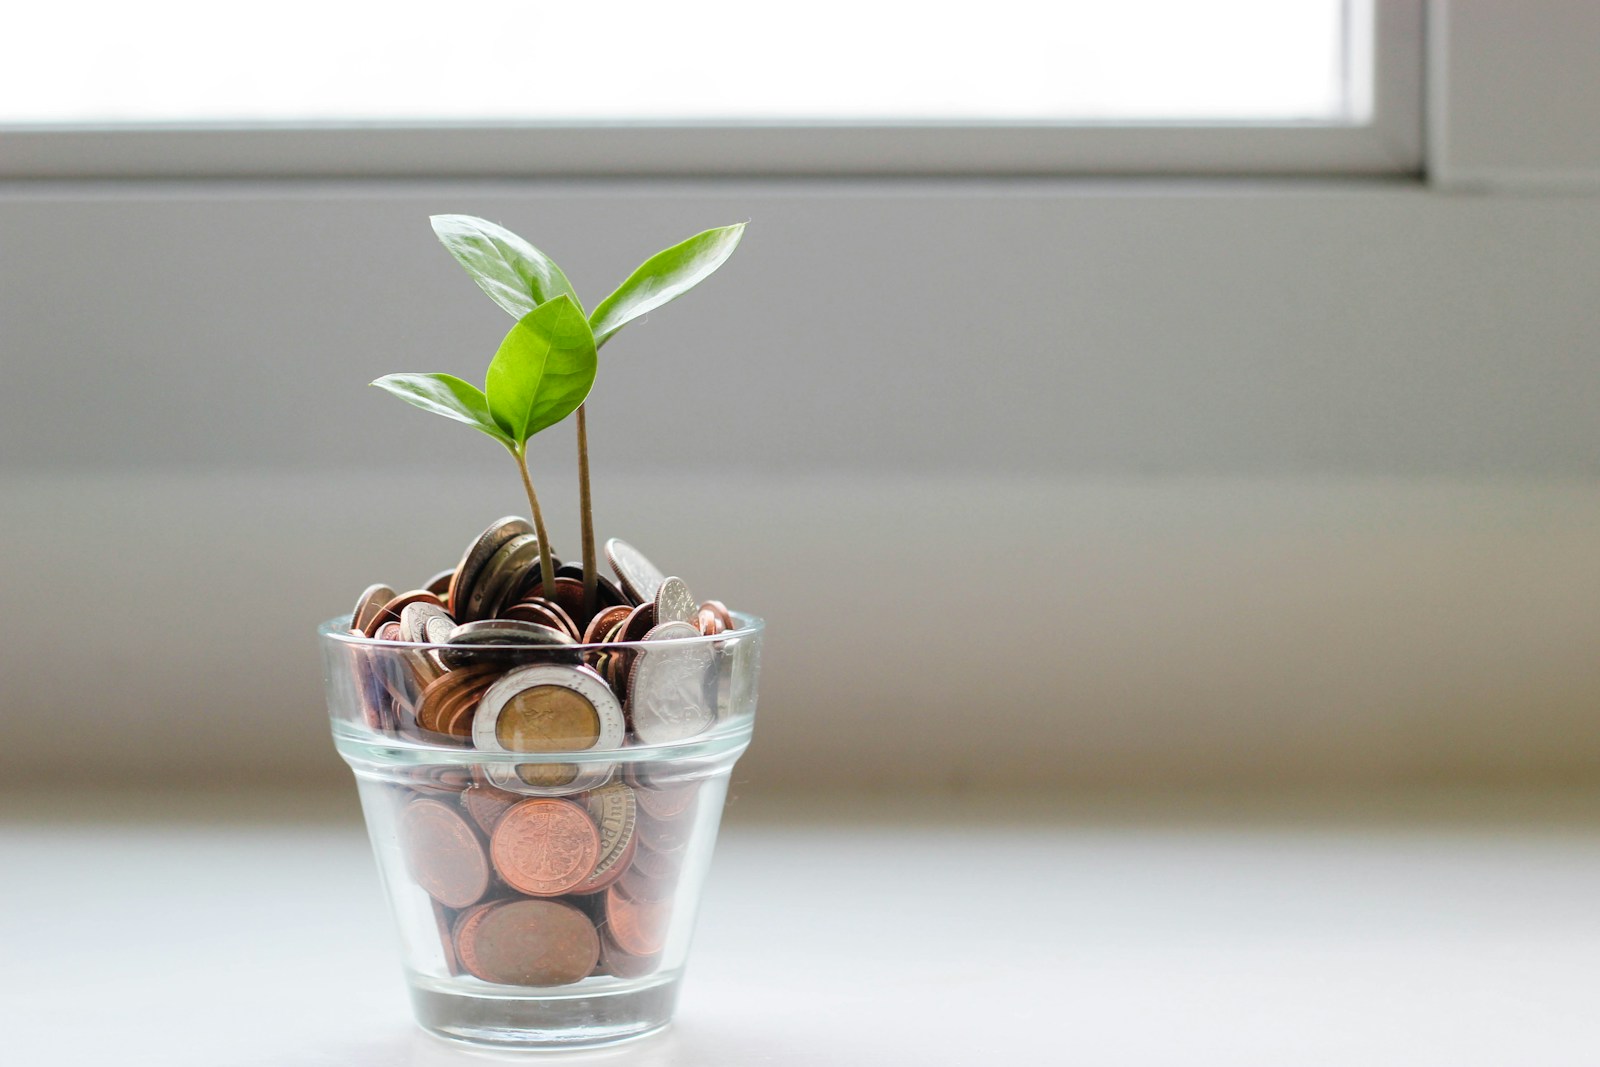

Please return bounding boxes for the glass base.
[408,971,681,1049]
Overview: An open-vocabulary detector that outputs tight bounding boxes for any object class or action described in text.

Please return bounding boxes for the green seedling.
[406,214,745,614]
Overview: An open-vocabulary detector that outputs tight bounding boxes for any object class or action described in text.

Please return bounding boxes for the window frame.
[0,0,1423,180]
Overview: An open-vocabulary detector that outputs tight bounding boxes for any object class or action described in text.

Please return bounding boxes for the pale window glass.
[7,1,1354,125]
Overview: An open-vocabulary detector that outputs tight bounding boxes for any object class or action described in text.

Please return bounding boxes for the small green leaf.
[371,372,513,446]
[485,295,598,445]
[430,214,581,320]
[589,223,745,348]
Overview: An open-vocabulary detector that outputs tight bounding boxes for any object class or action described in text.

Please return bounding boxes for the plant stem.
[513,446,558,600]
[576,403,598,618]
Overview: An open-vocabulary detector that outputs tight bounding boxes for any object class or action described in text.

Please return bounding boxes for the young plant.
[371,294,597,596]
[427,215,745,614]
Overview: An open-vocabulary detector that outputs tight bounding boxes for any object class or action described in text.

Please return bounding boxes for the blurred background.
[2,0,1598,797]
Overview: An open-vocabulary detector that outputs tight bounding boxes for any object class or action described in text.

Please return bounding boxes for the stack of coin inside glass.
[343,517,737,985]
[401,768,699,983]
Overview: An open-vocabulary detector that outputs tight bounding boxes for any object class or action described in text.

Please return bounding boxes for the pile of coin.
[340,517,740,986]
[347,517,735,749]
[399,770,701,983]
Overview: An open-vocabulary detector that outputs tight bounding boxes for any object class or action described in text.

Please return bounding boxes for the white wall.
[3,181,1599,790]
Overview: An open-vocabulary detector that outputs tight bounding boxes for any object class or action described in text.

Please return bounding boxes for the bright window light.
[7,1,1355,125]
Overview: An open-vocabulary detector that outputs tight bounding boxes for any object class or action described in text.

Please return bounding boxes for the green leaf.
[589,223,746,348]
[485,295,598,445]
[430,214,581,320]
[370,372,513,447]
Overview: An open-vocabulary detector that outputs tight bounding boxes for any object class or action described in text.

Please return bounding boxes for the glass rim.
[319,610,764,652]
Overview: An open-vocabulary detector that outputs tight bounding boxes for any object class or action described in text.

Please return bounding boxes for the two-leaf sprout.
[373,215,745,616]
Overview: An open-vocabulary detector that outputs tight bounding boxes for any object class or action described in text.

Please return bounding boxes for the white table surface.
[3,787,1599,1066]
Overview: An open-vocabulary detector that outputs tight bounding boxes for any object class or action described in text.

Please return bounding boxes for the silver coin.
[447,619,574,646]
[605,538,666,606]
[465,533,544,621]
[628,621,716,744]
[448,516,532,620]
[399,601,455,644]
[441,617,573,668]
[654,576,697,626]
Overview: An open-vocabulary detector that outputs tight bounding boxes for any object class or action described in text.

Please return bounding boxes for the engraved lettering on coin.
[578,782,638,893]
[629,621,716,744]
[490,798,601,896]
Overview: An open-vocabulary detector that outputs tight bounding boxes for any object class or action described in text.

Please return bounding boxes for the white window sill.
[5,787,1597,1065]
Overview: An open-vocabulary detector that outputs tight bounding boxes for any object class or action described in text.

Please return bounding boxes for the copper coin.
[694,606,726,636]
[605,884,672,956]
[403,648,446,692]
[598,930,660,978]
[556,562,629,610]
[448,516,534,621]
[364,589,446,637]
[604,538,667,607]
[617,603,657,643]
[451,898,505,978]
[441,686,489,738]
[375,620,402,642]
[400,797,490,909]
[502,598,581,641]
[575,782,639,894]
[463,899,599,987]
[583,605,633,646]
[352,583,397,634]
[636,808,692,854]
[634,781,699,821]
[417,664,501,733]
[628,840,683,881]
[462,783,523,834]
[353,646,392,734]
[423,568,455,598]
[490,798,602,897]
[701,600,734,630]
[524,577,590,628]
[433,900,462,976]
[617,866,676,905]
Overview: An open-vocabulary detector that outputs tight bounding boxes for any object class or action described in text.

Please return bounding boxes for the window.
[1,0,1422,177]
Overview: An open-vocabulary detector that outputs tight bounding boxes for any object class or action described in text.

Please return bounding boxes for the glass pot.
[320,613,763,1049]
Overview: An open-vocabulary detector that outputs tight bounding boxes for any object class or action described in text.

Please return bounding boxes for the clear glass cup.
[320,613,763,1049]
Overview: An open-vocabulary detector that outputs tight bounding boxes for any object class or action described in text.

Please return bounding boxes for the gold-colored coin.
[495,685,602,752]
